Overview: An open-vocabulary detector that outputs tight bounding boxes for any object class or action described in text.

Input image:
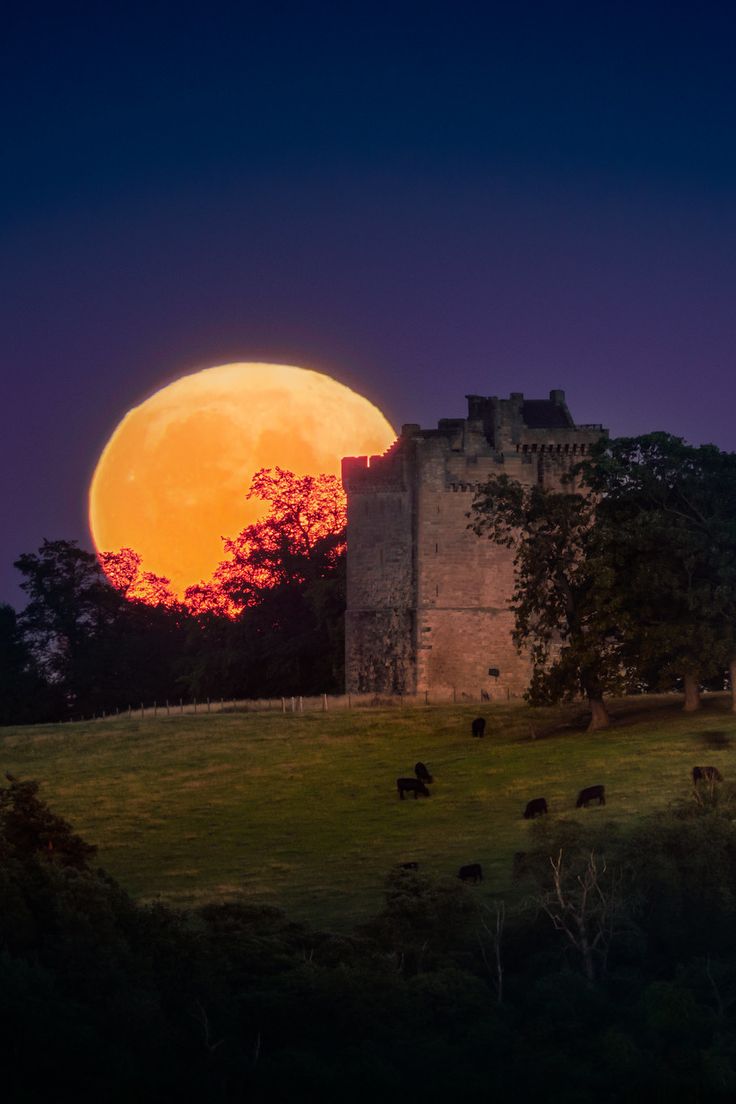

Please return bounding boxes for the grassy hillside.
[1,695,734,929]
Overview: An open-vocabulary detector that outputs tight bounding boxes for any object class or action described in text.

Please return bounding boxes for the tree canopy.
[471,433,736,722]
[7,470,348,722]
[470,474,623,729]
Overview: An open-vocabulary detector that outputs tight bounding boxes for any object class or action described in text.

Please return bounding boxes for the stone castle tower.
[341,390,607,700]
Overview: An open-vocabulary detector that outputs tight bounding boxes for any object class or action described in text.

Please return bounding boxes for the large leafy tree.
[470,475,623,730]
[201,466,347,612]
[584,434,736,712]
[14,540,189,718]
[14,540,122,710]
[0,604,53,724]
[183,468,348,695]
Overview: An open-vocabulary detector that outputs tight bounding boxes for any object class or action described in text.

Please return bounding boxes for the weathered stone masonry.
[341,390,607,699]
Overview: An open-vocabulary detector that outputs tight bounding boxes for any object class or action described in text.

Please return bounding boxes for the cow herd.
[393,716,727,889]
[523,784,606,819]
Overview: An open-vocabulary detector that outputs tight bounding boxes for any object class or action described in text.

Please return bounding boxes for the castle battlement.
[342,389,607,698]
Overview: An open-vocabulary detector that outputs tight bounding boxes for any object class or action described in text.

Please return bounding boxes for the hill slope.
[1,695,734,928]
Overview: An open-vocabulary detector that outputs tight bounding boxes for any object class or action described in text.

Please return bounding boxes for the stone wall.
[342,390,607,699]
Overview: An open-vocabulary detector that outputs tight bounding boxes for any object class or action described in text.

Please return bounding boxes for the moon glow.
[89,362,396,597]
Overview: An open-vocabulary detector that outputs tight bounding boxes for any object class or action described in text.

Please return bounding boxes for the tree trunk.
[683,672,701,712]
[587,695,610,731]
[730,658,736,714]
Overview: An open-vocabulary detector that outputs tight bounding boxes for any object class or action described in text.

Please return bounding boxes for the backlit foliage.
[98,547,176,607]
[187,467,347,616]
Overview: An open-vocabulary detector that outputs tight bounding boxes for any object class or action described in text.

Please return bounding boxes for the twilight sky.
[2,2,736,606]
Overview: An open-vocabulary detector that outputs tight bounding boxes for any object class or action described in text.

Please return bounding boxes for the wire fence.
[66,686,520,724]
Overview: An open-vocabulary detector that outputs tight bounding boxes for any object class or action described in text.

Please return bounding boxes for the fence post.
[281,697,286,713]
[207,697,210,713]
[299,696,303,713]
[166,700,170,716]
[322,693,327,712]
[291,696,296,713]
[140,702,144,719]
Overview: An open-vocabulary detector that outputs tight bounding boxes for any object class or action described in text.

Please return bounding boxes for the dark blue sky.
[2,1,736,604]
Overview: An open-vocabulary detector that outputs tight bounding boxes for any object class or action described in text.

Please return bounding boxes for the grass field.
[1,694,735,929]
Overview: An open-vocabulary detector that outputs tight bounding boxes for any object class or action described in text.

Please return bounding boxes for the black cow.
[458,863,483,883]
[523,797,548,819]
[415,761,434,784]
[471,717,486,738]
[397,777,430,800]
[576,784,605,808]
[399,861,419,871]
[693,765,723,784]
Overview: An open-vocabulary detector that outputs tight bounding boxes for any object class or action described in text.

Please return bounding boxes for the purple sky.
[2,3,736,606]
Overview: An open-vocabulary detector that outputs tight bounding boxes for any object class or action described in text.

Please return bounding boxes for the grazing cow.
[415,761,434,784]
[523,797,548,819]
[471,717,486,738]
[576,784,606,808]
[397,777,430,800]
[693,765,723,784]
[458,863,483,884]
[399,861,419,871]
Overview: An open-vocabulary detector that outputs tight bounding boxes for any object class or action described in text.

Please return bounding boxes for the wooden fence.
[67,686,518,724]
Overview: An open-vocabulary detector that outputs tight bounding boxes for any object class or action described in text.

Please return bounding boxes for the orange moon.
[89,362,396,597]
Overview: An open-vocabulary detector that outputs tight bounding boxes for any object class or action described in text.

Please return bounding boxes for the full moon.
[89,362,396,597]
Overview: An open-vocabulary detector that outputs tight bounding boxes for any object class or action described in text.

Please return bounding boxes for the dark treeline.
[5,776,736,1101]
[0,540,345,724]
[2,470,347,725]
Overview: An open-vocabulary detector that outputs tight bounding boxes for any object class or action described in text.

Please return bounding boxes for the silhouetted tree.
[201,466,346,612]
[13,540,189,718]
[470,475,624,729]
[183,468,348,694]
[98,547,176,607]
[14,540,122,713]
[584,434,736,711]
[0,603,53,724]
